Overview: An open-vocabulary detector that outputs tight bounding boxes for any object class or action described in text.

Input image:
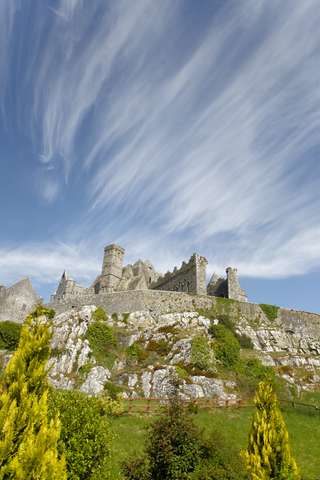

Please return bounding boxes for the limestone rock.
[80,366,111,395]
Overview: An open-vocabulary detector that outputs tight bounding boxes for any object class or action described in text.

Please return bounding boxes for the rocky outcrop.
[46,303,320,399]
[0,278,40,323]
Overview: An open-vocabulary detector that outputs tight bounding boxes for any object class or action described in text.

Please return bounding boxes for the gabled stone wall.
[150,254,208,295]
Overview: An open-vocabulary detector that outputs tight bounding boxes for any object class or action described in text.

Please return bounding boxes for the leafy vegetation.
[86,320,117,368]
[259,303,279,321]
[126,341,149,362]
[0,320,22,350]
[210,323,240,368]
[146,339,170,356]
[49,389,111,480]
[0,306,67,478]
[122,393,246,480]
[109,400,320,479]
[191,335,216,372]
[92,306,108,322]
[242,381,300,479]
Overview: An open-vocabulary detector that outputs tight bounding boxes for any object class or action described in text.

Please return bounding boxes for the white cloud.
[0,243,100,287]
[2,0,320,282]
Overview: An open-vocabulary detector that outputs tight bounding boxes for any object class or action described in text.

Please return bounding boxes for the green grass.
[109,404,320,479]
[259,303,279,321]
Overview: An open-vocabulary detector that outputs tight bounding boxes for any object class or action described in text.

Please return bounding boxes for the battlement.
[150,253,208,295]
[50,242,247,303]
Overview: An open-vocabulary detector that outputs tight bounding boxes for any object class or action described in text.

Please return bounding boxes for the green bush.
[122,394,245,480]
[146,339,170,356]
[175,365,190,382]
[92,306,107,322]
[126,342,149,362]
[49,389,111,480]
[236,358,274,397]
[86,321,117,368]
[191,335,215,372]
[210,324,240,368]
[0,321,22,350]
[236,333,254,349]
[122,457,151,480]
[259,303,279,321]
[104,381,124,400]
[190,432,246,480]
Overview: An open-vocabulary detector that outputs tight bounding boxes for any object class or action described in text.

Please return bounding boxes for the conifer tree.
[242,381,300,480]
[0,306,67,479]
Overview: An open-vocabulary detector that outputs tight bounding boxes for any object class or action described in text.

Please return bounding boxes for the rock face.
[0,278,40,323]
[46,302,320,400]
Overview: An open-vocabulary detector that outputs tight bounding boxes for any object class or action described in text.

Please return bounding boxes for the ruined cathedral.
[51,244,248,303]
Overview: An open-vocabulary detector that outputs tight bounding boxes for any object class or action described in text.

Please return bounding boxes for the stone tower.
[194,254,208,295]
[100,244,125,293]
[226,267,248,302]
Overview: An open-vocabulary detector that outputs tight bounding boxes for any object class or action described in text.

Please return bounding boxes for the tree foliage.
[49,389,112,480]
[242,381,300,480]
[123,390,245,480]
[0,306,67,479]
[0,321,21,351]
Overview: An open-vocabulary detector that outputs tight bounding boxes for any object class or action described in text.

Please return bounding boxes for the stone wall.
[150,254,208,295]
[49,289,214,315]
[226,267,248,302]
[49,288,320,340]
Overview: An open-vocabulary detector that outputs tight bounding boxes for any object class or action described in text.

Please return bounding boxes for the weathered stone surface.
[0,278,40,322]
[80,366,111,395]
[47,306,96,389]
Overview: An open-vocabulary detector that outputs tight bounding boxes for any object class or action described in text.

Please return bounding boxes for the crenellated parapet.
[150,253,208,295]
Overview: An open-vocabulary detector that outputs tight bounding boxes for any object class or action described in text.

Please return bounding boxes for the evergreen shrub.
[0,320,22,350]
[259,303,279,321]
[0,306,67,478]
[92,306,107,322]
[49,389,111,480]
[210,324,240,368]
[191,335,215,372]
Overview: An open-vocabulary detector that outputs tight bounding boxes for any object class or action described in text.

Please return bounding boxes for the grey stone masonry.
[99,244,125,293]
[150,254,208,295]
[50,242,247,303]
[207,268,248,302]
[0,278,40,322]
[226,267,248,302]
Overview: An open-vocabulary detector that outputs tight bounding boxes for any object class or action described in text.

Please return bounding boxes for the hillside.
[45,297,320,400]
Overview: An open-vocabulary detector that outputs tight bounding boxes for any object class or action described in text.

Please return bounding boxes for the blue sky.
[1,0,320,312]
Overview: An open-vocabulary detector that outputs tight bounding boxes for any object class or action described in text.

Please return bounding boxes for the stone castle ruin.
[0,278,40,322]
[51,243,248,303]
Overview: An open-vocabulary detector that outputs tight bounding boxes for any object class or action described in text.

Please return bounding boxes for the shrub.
[123,393,245,480]
[126,341,149,362]
[190,432,246,480]
[92,306,107,322]
[236,333,254,349]
[259,303,279,321]
[237,358,274,397]
[0,306,66,478]
[86,321,117,368]
[175,365,190,382]
[210,324,240,368]
[49,389,111,480]
[146,339,170,356]
[0,320,22,350]
[191,335,215,372]
[122,457,151,480]
[104,381,124,400]
[145,395,202,480]
[242,381,300,480]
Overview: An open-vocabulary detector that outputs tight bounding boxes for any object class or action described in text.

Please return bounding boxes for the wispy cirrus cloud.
[1,0,320,290]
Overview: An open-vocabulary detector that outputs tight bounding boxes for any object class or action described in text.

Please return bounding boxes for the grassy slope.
[109,405,320,480]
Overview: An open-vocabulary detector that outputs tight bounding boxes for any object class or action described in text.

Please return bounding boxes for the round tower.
[101,244,125,292]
